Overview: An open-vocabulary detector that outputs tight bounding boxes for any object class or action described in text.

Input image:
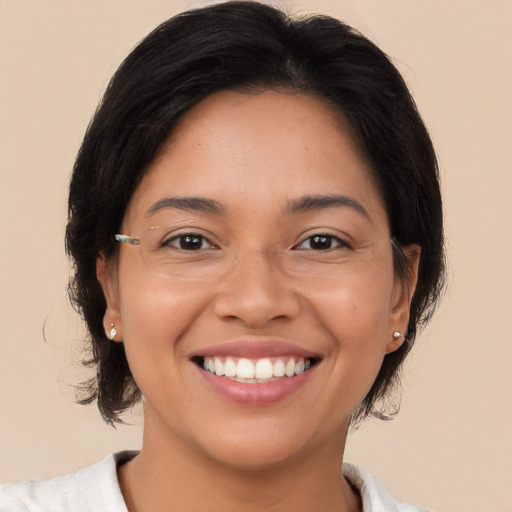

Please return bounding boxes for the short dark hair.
[66,1,445,425]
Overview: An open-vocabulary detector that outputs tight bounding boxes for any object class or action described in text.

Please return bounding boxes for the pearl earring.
[109,323,117,341]
[393,331,402,340]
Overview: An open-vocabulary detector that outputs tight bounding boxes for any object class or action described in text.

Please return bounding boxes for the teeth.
[273,359,285,377]
[255,358,273,379]
[214,358,224,376]
[202,356,314,381]
[236,358,255,379]
[224,358,236,377]
[285,359,295,377]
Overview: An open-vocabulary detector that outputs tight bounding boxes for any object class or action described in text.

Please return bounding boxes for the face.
[100,91,417,470]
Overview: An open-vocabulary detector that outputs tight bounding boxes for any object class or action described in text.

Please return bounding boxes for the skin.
[98,90,419,512]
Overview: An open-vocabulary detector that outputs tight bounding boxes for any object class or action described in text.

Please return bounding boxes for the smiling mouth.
[192,356,321,384]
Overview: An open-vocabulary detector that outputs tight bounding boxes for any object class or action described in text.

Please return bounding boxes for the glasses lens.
[139,226,220,278]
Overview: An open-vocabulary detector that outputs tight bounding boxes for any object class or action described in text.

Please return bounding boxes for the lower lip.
[196,366,315,405]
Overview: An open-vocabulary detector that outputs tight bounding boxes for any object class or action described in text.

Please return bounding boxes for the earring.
[109,323,117,341]
[393,331,402,340]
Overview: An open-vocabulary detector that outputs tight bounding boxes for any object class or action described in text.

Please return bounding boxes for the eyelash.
[162,232,350,252]
[163,233,219,251]
[292,234,351,251]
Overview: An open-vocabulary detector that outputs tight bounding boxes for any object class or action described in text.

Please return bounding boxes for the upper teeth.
[203,357,311,381]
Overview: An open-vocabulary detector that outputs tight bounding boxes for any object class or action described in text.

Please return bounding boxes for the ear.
[96,254,123,342]
[386,244,421,354]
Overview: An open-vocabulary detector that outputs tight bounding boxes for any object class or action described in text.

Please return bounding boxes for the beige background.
[1,1,511,511]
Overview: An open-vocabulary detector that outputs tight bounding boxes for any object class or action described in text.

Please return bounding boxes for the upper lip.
[190,338,321,359]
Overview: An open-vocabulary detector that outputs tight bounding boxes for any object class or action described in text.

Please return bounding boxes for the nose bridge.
[213,246,299,327]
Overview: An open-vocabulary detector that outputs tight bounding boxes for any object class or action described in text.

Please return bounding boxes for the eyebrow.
[285,194,369,218]
[146,196,225,217]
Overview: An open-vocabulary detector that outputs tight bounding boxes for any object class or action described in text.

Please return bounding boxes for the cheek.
[116,275,217,419]
[311,267,395,340]
[117,264,215,365]
[314,279,394,403]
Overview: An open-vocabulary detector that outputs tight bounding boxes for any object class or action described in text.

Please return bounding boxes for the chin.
[204,439,305,472]
[191,417,330,472]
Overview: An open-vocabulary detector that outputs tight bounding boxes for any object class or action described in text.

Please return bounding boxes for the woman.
[0,2,444,511]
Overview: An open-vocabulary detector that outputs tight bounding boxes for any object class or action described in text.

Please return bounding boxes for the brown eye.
[165,233,212,251]
[294,234,348,251]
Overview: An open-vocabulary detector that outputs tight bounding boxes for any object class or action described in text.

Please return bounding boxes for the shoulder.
[343,463,431,512]
[0,451,136,512]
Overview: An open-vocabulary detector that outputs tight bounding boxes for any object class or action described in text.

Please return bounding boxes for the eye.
[294,234,349,251]
[164,233,217,251]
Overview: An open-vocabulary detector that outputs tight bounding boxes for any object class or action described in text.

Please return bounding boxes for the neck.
[118,416,361,512]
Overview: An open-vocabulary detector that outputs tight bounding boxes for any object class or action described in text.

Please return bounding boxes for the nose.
[212,249,301,329]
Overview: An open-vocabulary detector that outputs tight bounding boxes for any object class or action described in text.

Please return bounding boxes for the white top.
[0,452,430,512]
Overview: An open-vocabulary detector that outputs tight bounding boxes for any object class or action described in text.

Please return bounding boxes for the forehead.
[125,90,387,226]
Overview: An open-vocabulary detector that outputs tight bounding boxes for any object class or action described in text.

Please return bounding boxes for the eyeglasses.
[115,228,400,280]
[115,230,220,252]
[115,227,225,278]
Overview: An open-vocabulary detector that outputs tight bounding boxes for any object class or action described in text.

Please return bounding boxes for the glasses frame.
[115,234,140,246]
[115,233,401,249]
